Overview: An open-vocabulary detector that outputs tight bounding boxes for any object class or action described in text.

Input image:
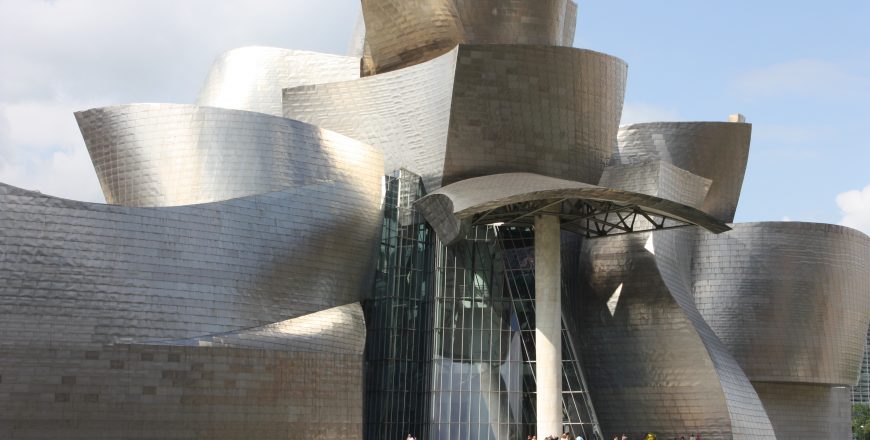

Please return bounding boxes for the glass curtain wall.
[364,170,434,440]
[430,226,601,440]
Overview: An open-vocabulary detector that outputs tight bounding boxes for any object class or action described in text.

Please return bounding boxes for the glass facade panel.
[365,170,601,440]
[364,170,434,440]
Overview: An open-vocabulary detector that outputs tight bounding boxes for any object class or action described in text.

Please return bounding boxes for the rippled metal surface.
[360,0,578,73]
[0,180,381,344]
[285,45,626,191]
[77,103,382,207]
[285,48,458,191]
[753,382,851,440]
[0,121,381,437]
[153,303,367,354]
[571,160,777,439]
[616,122,752,223]
[694,222,870,386]
[196,46,359,116]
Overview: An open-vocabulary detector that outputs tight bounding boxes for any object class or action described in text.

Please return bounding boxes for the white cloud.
[4,100,88,151]
[0,144,104,203]
[732,59,869,100]
[0,0,359,202]
[836,185,870,234]
[620,102,680,126]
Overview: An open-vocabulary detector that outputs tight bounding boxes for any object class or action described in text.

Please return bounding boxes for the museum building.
[1,2,869,440]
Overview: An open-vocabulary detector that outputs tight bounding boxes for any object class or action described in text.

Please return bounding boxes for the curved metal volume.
[0,181,382,344]
[360,0,578,74]
[196,47,359,116]
[76,103,383,207]
[284,45,627,191]
[571,162,777,439]
[285,47,459,192]
[616,122,752,223]
[693,222,870,386]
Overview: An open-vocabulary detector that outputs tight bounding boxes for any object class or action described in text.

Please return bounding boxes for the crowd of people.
[406,431,703,439]
[526,433,703,440]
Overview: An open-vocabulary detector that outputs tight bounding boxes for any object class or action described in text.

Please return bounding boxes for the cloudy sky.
[0,0,868,233]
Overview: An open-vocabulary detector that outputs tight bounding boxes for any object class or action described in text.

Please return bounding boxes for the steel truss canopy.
[415,172,731,244]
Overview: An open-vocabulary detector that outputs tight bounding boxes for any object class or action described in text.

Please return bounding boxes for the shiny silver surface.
[77,103,382,207]
[616,122,752,223]
[284,44,627,192]
[360,0,577,73]
[0,180,381,344]
[153,303,367,353]
[196,46,359,116]
[285,47,459,191]
[414,172,730,244]
[752,383,851,440]
[693,222,870,386]
[0,175,379,437]
[571,159,777,439]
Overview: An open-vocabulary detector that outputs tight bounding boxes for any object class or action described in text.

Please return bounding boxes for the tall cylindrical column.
[535,214,562,439]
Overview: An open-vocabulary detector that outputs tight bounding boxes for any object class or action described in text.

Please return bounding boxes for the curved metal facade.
[752,382,851,440]
[1,1,867,439]
[0,178,379,438]
[196,47,359,116]
[616,122,752,223]
[693,222,870,386]
[570,160,777,440]
[360,0,577,74]
[285,45,627,191]
[77,103,382,207]
[284,48,459,191]
[0,181,381,344]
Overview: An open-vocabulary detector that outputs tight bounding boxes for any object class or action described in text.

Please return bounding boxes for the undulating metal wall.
[0,177,380,438]
[616,122,752,223]
[360,0,577,74]
[77,103,382,208]
[570,161,777,439]
[284,45,626,192]
[2,41,384,437]
[196,46,359,116]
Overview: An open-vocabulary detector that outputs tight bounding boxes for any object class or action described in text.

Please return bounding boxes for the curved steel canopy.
[415,172,731,244]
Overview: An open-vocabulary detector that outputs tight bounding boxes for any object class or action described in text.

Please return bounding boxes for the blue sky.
[0,0,867,232]
[574,1,870,227]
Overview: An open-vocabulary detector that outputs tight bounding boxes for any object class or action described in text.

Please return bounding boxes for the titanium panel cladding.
[573,160,776,439]
[752,382,851,440]
[284,48,459,192]
[616,122,752,223]
[0,181,381,343]
[76,103,383,208]
[361,0,578,74]
[197,46,359,116]
[693,222,870,386]
[286,45,626,192]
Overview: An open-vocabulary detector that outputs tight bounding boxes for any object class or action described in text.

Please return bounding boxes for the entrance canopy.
[415,172,730,244]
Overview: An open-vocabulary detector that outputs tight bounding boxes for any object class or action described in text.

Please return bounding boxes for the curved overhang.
[284,44,627,192]
[617,122,752,223]
[415,172,730,244]
[361,0,578,74]
[196,46,359,116]
[693,221,870,386]
[75,103,383,208]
